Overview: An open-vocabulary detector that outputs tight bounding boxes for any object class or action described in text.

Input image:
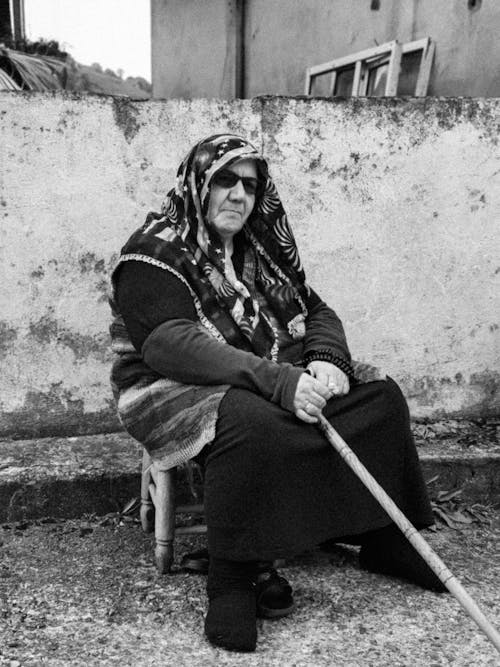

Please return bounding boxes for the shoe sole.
[257,601,295,619]
[181,559,209,574]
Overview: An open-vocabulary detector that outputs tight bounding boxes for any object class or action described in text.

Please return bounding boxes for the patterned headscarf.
[116,134,310,360]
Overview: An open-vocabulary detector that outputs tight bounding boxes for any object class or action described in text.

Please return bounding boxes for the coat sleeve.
[115,260,304,412]
[302,288,354,374]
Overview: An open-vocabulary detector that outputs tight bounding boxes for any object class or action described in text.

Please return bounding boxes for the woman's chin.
[213,220,245,240]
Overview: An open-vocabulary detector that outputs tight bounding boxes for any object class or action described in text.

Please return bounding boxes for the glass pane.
[367,62,388,96]
[310,72,333,96]
[334,67,354,96]
[397,50,422,95]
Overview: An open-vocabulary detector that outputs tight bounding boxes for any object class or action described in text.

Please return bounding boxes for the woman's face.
[206,159,258,241]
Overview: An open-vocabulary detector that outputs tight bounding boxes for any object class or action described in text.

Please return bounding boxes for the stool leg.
[154,468,176,574]
[140,450,155,533]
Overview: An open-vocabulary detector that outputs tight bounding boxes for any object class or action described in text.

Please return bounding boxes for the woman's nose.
[228,179,246,199]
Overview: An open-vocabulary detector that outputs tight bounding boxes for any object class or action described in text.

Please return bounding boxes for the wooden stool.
[140,449,206,573]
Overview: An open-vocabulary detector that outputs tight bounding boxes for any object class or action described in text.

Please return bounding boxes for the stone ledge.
[1,430,499,523]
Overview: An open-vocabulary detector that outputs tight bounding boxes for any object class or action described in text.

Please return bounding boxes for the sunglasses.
[212,169,258,196]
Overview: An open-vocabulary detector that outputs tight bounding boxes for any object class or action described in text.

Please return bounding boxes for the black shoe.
[181,548,209,574]
[256,568,295,618]
[182,550,295,617]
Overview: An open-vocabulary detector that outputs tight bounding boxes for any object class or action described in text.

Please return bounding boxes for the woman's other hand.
[307,361,349,397]
[293,373,331,424]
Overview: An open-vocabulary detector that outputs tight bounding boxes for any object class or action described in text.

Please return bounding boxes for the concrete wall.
[152,0,500,98]
[0,92,499,440]
[151,0,242,99]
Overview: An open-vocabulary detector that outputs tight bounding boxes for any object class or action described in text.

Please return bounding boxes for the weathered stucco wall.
[152,0,500,98]
[0,92,499,438]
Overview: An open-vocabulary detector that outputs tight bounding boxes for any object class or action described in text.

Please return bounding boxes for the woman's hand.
[307,361,349,396]
[293,372,332,424]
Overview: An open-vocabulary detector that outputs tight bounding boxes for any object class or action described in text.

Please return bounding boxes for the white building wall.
[152,0,500,98]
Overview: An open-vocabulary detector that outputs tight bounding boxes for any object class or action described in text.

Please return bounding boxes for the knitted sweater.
[110,259,359,469]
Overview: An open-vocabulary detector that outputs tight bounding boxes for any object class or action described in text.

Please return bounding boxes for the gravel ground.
[1,511,499,666]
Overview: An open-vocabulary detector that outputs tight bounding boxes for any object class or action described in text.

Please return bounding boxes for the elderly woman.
[110,134,444,652]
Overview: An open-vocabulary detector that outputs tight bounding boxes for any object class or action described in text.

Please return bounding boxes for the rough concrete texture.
[0,93,499,439]
[260,97,500,420]
[1,514,499,665]
[0,420,499,524]
[0,433,142,523]
[0,92,261,438]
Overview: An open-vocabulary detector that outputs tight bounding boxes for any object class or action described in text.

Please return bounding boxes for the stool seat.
[140,449,206,573]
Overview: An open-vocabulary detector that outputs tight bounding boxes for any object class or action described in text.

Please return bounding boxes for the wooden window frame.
[305,37,434,97]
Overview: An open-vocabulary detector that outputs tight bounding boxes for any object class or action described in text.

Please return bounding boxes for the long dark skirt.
[201,378,434,562]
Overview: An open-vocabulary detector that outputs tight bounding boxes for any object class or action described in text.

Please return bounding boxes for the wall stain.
[0,322,18,358]
[0,387,120,439]
[329,151,366,181]
[28,312,58,345]
[468,188,487,212]
[30,266,45,280]
[95,278,112,303]
[434,98,498,145]
[78,252,106,274]
[404,371,500,418]
[112,98,140,143]
[259,96,500,160]
[56,107,78,132]
[309,156,322,170]
[58,330,111,362]
[470,370,500,399]
[327,151,374,203]
[28,312,111,362]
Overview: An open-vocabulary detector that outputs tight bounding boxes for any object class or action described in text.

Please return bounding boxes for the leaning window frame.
[304,38,434,97]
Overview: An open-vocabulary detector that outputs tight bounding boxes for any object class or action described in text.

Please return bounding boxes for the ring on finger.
[305,401,312,412]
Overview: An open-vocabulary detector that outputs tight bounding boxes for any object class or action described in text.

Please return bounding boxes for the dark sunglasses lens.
[213,170,257,195]
[214,171,239,188]
[242,178,258,195]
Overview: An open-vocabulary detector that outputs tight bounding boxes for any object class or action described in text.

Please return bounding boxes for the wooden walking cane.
[317,414,500,654]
